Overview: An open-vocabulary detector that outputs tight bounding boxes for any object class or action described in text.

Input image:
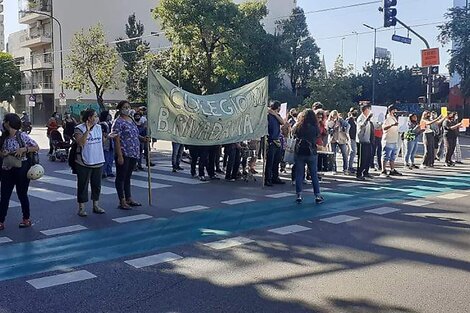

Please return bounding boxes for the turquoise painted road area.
[1,174,469,282]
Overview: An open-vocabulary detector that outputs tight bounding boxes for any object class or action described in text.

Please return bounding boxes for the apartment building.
[0,0,4,51]
[16,0,296,123]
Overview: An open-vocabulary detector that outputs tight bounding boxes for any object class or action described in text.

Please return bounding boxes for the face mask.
[1,123,6,132]
[135,118,141,122]
[121,109,130,116]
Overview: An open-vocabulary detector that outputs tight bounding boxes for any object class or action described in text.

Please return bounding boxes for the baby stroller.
[49,129,71,162]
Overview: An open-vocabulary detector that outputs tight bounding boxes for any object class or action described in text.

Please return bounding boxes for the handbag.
[3,155,22,168]
[283,137,296,164]
[16,131,40,166]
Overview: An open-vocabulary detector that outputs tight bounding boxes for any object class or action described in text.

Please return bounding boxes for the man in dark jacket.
[265,101,285,186]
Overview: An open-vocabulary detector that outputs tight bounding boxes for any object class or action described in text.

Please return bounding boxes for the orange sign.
[421,48,440,67]
[462,119,470,128]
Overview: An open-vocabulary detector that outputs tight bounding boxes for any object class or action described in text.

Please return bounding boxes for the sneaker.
[93,206,106,214]
[172,168,177,173]
[380,171,389,177]
[412,164,419,169]
[420,164,427,169]
[356,176,366,181]
[389,169,403,176]
[364,174,374,179]
[315,195,324,204]
[226,178,236,182]
[19,219,32,228]
[210,175,220,180]
[216,169,224,174]
[77,208,88,217]
[265,181,273,187]
[455,161,464,165]
[147,162,156,167]
[296,194,303,204]
[199,176,207,182]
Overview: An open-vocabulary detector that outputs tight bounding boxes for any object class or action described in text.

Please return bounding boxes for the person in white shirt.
[381,105,402,177]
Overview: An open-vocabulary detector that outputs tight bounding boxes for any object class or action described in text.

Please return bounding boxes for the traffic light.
[383,0,397,28]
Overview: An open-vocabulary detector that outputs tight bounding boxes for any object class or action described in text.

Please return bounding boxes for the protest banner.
[371,105,387,123]
[147,69,268,145]
[398,116,408,133]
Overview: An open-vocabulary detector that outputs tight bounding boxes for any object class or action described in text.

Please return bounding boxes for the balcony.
[18,0,51,24]
[20,54,53,71]
[20,82,54,95]
[20,33,52,48]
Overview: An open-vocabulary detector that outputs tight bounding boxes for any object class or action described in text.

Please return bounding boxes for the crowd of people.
[0,98,466,230]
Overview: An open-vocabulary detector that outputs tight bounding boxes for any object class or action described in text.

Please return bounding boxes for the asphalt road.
[0,128,469,313]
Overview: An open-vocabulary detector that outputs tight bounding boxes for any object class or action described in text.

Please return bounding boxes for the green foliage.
[116,13,150,103]
[0,52,21,102]
[438,7,470,100]
[153,0,283,94]
[277,7,320,96]
[63,24,123,109]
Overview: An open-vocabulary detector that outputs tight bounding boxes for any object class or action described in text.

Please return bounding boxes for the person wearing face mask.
[46,112,60,155]
[112,101,148,210]
[404,114,421,169]
[74,109,105,217]
[381,105,402,177]
[0,113,40,230]
[442,112,462,167]
[420,110,445,169]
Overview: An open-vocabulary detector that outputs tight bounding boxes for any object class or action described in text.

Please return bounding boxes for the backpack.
[295,138,315,156]
[68,141,78,174]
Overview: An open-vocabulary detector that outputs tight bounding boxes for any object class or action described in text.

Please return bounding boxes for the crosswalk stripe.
[26,270,97,289]
[40,225,87,236]
[221,198,255,205]
[436,193,466,200]
[29,187,75,201]
[320,215,360,224]
[112,214,153,224]
[39,176,116,195]
[268,225,311,235]
[0,237,13,244]
[10,201,20,208]
[125,252,183,269]
[266,192,294,199]
[404,200,434,207]
[203,236,254,250]
[133,171,206,185]
[172,205,209,213]
[365,207,401,215]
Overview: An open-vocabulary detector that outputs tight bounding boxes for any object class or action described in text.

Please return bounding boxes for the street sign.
[422,76,432,85]
[392,34,412,45]
[59,92,67,106]
[421,48,440,67]
[28,95,36,107]
[430,66,439,75]
[411,68,422,76]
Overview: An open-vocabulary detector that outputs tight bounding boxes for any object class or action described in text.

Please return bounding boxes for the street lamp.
[341,37,345,59]
[21,10,64,97]
[363,24,377,106]
[352,31,359,73]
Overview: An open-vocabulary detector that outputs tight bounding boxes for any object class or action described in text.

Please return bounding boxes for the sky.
[2,0,454,74]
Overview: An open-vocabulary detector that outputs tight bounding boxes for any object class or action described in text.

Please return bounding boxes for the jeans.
[405,139,418,165]
[76,163,102,204]
[0,161,31,223]
[331,142,348,172]
[348,140,357,171]
[115,156,137,200]
[444,136,457,164]
[265,142,281,183]
[422,132,435,166]
[382,143,398,162]
[357,142,372,178]
[295,154,321,196]
[171,143,184,169]
[371,138,382,169]
[103,149,114,176]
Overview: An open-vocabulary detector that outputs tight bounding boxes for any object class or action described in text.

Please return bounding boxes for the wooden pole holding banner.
[146,67,152,206]
[262,136,267,188]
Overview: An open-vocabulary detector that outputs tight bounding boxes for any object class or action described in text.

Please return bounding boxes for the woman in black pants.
[0,113,39,230]
[112,101,148,210]
[420,111,444,169]
[442,112,462,166]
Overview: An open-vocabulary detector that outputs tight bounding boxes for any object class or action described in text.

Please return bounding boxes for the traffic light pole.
[395,18,432,108]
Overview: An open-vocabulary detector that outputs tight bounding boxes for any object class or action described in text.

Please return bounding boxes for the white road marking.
[365,207,401,215]
[204,236,254,250]
[112,214,154,224]
[125,252,183,269]
[265,192,295,199]
[268,225,311,235]
[338,183,362,188]
[436,193,467,200]
[9,201,20,208]
[29,187,75,201]
[40,225,88,236]
[133,171,206,185]
[106,178,171,189]
[0,237,13,244]
[221,198,255,205]
[40,176,116,194]
[27,270,97,289]
[404,200,434,207]
[320,215,360,224]
[172,205,210,213]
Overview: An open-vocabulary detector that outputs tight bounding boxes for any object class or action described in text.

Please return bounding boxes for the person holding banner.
[356,103,374,181]
[442,112,462,167]
[420,111,445,169]
[265,101,285,187]
[327,110,350,175]
[403,114,421,169]
[381,105,402,177]
[112,101,146,210]
[292,109,323,204]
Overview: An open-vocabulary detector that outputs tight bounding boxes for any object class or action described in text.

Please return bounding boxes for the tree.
[116,13,150,103]
[277,7,321,97]
[306,56,360,113]
[63,24,123,109]
[154,0,284,94]
[438,6,470,115]
[0,52,21,102]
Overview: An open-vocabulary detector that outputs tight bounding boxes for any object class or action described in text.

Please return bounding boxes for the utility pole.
[363,24,377,106]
